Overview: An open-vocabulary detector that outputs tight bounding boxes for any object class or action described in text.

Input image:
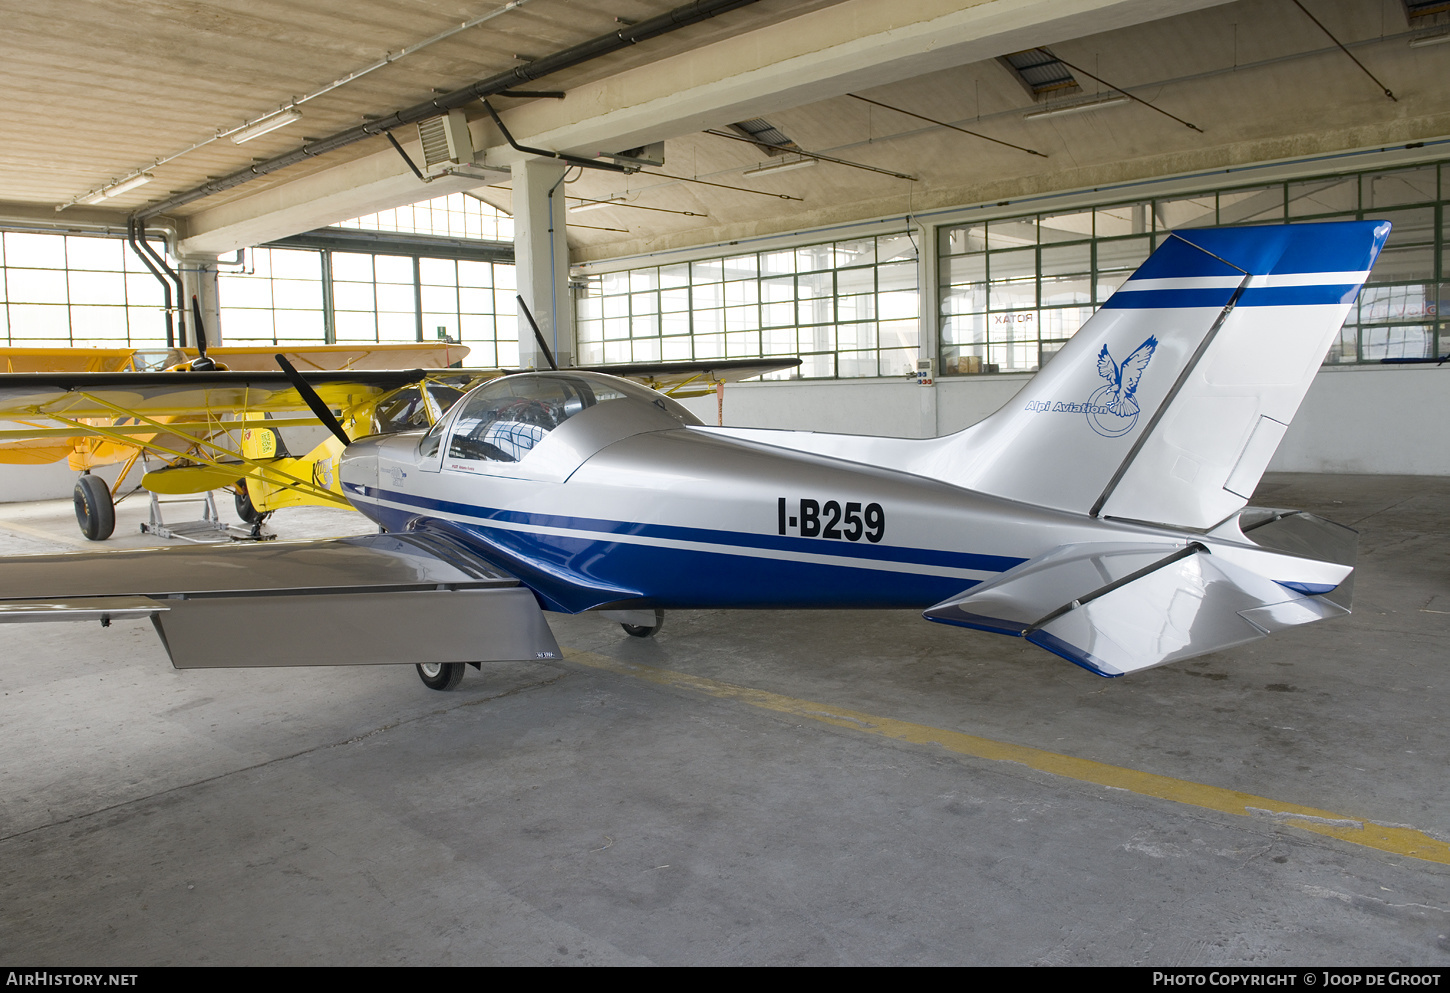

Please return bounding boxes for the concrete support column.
[180,259,222,346]
[511,157,573,369]
[915,216,939,438]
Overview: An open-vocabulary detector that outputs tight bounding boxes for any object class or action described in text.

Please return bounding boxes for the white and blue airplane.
[0,220,1389,689]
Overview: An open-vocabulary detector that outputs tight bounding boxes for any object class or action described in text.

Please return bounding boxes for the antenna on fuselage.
[516,295,559,371]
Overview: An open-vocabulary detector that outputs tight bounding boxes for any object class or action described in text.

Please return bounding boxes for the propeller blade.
[275,354,352,447]
[189,295,217,370]
[516,295,558,371]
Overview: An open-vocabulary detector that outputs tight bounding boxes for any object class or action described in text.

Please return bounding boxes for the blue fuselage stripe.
[349,483,1027,574]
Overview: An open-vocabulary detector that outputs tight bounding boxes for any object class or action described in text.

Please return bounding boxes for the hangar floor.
[1,473,1448,966]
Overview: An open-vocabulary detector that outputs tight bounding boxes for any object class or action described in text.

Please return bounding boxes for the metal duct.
[133,0,765,221]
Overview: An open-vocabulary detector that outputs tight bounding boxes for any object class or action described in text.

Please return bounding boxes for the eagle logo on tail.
[1095,336,1157,418]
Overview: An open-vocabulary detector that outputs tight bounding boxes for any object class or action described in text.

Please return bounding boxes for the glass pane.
[941,254,987,287]
[1323,322,1357,364]
[988,247,1036,281]
[987,217,1037,249]
[68,271,125,306]
[691,258,723,283]
[876,260,916,292]
[1154,195,1216,229]
[1366,245,1433,283]
[836,322,876,350]
[1040,244,1089,277]
[66,237,125,271]
[1288,177,1357,217]
[1358,284,1434,322]
[721,254,757,280]
[877,232,917,262]
[1360,325,1433,361]
[1096,237,1151,273]
[988,279,1035,312]
[1094,203,1150,238]
[1364,166,1437,209]
[834,238,876,268]
[5,232,66,268]
[723,279,758,305]
[419,258,456,285]
[836,294,875,322]
[837,267,875,295]
[939,223,988,256]
[1218,186,1284,225]
[1038,209,1093,243]
[374,255,413,283]
[1040,275,1092,307]
[989,310,1038,342]
[795,244,833,272]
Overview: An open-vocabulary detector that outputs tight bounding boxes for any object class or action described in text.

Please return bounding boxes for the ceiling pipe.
[133,0,766,222]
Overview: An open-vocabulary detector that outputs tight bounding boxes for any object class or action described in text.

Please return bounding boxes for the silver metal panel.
[153,587,559,668]
[924,542,1184,630]
[0,532,514,600]
[0,598,165,624]
[1038,554,1271,675]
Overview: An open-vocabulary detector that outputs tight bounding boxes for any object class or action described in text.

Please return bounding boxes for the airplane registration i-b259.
[0,221,1389,689]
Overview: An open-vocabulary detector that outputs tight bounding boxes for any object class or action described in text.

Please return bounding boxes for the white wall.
[680,366,1450,476]
[3,365,1444,504]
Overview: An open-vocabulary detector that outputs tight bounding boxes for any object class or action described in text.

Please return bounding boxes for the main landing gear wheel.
[416,662,466,691]
[621,609,666,638]
[233,482,269,526]
[73,473,115,541]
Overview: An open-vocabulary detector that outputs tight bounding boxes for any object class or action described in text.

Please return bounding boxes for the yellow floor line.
[564,648,1450,866]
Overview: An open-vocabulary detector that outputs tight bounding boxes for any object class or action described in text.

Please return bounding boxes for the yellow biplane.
[0,345,799,542]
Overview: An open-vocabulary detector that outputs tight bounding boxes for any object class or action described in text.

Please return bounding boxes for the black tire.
[622,609,665,638]
[74,474,115,541]
[234,483,267,525]
[416,662,465,691]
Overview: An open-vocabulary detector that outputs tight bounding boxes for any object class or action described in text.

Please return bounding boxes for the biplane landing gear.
[74,473,115,541]
[416,662,466,691]
[621,609,666,639]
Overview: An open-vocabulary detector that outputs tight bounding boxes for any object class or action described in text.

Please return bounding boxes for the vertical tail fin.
[929,221,1390,528]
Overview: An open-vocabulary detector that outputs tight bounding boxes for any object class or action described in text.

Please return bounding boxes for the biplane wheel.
[233,483,268,525]
[416,662,466,691]
[621,609,665,638]
[73,474,115,542]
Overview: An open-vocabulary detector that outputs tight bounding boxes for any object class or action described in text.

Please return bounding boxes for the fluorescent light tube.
[570,197,624,213]
[1023,95,1130,121]
[744,158,815,177]
[77,173,154,204]
[1408,32,1450,48]
[231,109,302,144]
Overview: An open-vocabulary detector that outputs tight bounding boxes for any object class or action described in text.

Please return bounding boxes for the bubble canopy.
[422,372,701,466]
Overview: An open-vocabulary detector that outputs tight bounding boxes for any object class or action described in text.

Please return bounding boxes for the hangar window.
[938,161,1447,375]
[215,194,518,363]
[0,232,170,348]
[576,231,919,379]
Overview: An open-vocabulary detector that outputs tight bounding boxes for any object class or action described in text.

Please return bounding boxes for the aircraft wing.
[0,532,560,668]
[923,511,1356,677]
[576,357,803,396]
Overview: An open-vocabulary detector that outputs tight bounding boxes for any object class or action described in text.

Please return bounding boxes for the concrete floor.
[0,474,1448,966]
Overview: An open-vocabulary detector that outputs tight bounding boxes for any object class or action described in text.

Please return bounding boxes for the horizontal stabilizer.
[925,514,1356,676]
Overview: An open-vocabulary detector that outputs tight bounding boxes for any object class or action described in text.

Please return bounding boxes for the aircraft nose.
[339,436,381,498]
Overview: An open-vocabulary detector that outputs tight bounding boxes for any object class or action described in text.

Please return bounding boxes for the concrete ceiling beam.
[175,0,1229,255]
